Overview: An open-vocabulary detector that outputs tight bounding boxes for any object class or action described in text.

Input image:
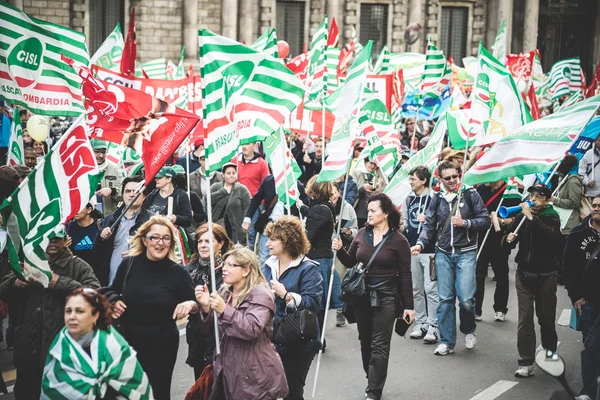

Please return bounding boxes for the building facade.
[7,0,600,77]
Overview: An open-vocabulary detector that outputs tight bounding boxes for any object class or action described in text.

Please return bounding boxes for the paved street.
[0,254,586,399]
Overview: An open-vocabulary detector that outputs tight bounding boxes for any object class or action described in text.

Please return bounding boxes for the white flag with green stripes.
[372,46,391,74]
[198,30,305,173]
[90,23,123,72]
[135,58,167,79]
[317,41,372,183]
[325,47,340,94]
[491,19,507,61]
[549,57,583,100]
[42,327,153,400]
[251,27,279,58]
[6,109,23,166]
[0,116,101,286]
[306,17,328,102]
[421,39,451,99]
[264,128,302,208]
[0,2,89,116]
[503,177,524,200]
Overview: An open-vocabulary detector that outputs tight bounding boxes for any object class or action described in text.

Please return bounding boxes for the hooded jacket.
[552,173,584,235]
[306,200,335,259]
[210,182,251,244]
[563,215,600,309]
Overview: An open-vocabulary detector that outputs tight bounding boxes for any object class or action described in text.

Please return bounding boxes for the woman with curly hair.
[185,223,232,378]
[41,288,152,399]
[263,216,323,400]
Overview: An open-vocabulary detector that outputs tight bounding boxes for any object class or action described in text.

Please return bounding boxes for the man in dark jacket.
[0,225,100,399]
[504,184,562,378]
[563,194,600,398]
[412,161,490,356]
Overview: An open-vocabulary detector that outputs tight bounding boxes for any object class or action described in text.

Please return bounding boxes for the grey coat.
[0,248,100,369]
[210,182,251,244]
[553,173,584,235]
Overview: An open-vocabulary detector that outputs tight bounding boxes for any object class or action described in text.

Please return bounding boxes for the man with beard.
[92,139,123,217]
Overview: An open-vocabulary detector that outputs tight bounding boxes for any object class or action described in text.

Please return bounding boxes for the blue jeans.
[435,250,477,348]
[315,257,344,310]
[581,305,600,397]
[258,234,270,268]
[248,209,261,251]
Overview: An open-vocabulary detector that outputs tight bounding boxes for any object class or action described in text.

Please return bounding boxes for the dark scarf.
[189,256,224,291]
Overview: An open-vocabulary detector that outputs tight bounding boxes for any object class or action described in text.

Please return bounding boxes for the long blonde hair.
[220,245,271,308]
[128,215,178,261]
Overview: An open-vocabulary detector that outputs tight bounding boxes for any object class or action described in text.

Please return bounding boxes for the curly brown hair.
[190,223,232,262]
[263,216,310,259]
[66,288,113,331]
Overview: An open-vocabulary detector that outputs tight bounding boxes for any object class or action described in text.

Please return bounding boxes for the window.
[89,0,125,55]
[276,0,305,57]
[440,6,468,67]
[359,3,389,58]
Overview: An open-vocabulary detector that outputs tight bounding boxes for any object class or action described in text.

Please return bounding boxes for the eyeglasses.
[145,235,172,244]
[223,261,245,269]
[592,204,600,209]
[442,174,459,181]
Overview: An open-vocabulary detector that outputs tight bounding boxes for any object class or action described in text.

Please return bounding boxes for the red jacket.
[232,153,269,197]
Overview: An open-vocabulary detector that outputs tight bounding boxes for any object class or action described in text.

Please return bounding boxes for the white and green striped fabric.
[317,41,372,183]
[325,47,340,94]
[175,46,185,79]
[389,52,425,92]
[503,177,523,200]
[306,17,328,102]
[198,29,305,173]
[421,39,451,99]
[135,58,167,79]
[90,24,123,72]
[556,89,584,111]
[251,27,279,58]
[464,95,600,186]
[491,19,507,62]
[359,89,399,160]
[549,57,582,100]
[7,109,23,166]
[42,327,153,400]
[264,128,302,208]
[372,45,391,74]
[0,117,100,286]
[0,2,89,116]
[447,108,474,150]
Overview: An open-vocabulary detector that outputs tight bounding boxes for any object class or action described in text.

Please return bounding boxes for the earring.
[93,322,96,329]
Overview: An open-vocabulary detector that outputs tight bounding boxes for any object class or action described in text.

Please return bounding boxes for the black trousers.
[14,367,42,399]
[581,307,600,397]
[125,329,179,400]
[475,235,510,315]
[353,288,397,400]
[280,350,316,400]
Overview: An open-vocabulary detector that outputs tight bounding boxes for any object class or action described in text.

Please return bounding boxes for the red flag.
[286,53,309,83]
[506,51,535,91]
[392,69,404,105]
[526,83,541,120]
[338,39,356,76]
[121,7,137,76]
[327,17,339,48]
[64,58,200,184]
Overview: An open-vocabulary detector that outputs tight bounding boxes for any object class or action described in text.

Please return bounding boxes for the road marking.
[557,308,571,326]
[179,328,186,336]
[469,380,518,400]
[0,385,14,396]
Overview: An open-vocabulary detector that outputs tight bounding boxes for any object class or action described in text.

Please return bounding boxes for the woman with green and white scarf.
[41,288,153,400]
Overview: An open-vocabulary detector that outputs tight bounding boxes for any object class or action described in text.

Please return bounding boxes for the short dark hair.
[557,154,578,175]
[594,194,600,201]
[66,288,113,331]
[437,160,457,177]
[121,175,144,195]
[409,166,431,186]
[367,193,401,231]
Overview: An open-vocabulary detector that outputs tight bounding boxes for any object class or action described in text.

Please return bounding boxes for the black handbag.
[273,295,319,345]
[339,235,389,303]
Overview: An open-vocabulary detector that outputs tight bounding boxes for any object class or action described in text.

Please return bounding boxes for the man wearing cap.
[503,184,562,378]
[0,225,100,399]
[176,138,204,173]
[92,138,123,217]
[189,154,223,209]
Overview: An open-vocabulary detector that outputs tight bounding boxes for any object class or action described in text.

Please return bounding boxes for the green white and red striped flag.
[317,41,372,182]
[389,52,425,93]
[198,30,305,172]
[325,47,340,94]
[306,17,328,102]
[251,27,279,58]
[447,108,475,150]
[421,39,451,99]
[463,95,600,186]
[372,46,391,74]
[90,24,123,72]
[491,19,507,62]
[359,89,399,160]
[555,89,583,111]
[503,177,524,200]
[6,109,23,166]
[0,2,88,116]
[0,116,101,286]
[469,42,532,146]
[135,58,167,79]
[549,57,582,100]
[264,128,302,208]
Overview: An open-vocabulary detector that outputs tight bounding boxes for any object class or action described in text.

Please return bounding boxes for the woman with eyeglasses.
[41,288,153,399]
[108,215,197,399]
[184,223,231,379]
[196,246,288,400]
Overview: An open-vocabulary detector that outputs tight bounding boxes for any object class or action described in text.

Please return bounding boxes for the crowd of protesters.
[0,101,599,400]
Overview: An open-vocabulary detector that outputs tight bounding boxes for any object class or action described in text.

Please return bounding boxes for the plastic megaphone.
[498,200,534,218]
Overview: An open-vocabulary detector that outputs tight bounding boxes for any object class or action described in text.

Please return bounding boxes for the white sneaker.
[465,333,477,350]
[514,365,534,378]
[494,312,506,322]
[575,395,592,400]
[409,323,427,339]
[434,343,454,356]
[475,314,483,321]
[423,326,439,344]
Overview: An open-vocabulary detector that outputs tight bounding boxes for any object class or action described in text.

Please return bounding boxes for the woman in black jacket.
[184,223,231,379]
[305,176,344,340]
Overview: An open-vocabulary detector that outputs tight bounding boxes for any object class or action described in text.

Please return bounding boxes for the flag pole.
[108,184,146,231]
[280,127,292,215]
[322,98,326,162]
[186,149,191,200]
[204,163,221,355]
[477,197,505,261]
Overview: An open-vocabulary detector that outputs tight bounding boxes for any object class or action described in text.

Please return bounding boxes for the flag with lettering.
[263,128,302,208]
[306,17,328,102]
[198,30,305,172]
[6,109,23,166]
[549,57,583,100]
[90,24,124,72]
[0,116,101,286]
[0,2,89,116]
[463,95,600,186]
[317,41,372,182]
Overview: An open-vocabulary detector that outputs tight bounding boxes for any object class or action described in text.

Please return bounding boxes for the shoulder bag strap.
[365,234,389,272]
[439,199,460,241]
[485,184,506,208]
[582,240,600,279]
